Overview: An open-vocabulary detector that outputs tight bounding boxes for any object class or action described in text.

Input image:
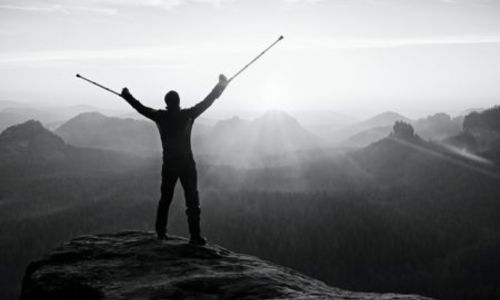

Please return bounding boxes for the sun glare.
[257,74,290,111]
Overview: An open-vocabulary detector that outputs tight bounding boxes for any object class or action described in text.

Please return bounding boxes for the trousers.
[155,159,201,237]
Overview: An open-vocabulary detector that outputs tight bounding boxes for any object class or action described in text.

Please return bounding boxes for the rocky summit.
[20,231,433,300]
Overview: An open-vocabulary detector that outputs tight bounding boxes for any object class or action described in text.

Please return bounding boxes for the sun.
[257,74,290,111]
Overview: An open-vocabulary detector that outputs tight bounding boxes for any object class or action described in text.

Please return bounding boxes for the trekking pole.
[229,35,284,83]
[75,74,121,97]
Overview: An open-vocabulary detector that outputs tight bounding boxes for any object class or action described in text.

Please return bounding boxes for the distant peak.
[261,109,291,117]
[55,112,109,131]
[12,119,43,129]
[73,111,107,119]
[256,110,298,123]
[0,120,65,153]
[360,111,410,127]
[1,120,48,139]
[377,111,408,118]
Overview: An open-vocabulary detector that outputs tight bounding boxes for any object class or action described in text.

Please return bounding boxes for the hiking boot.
[189,235,207,246]
[157,232,172,241]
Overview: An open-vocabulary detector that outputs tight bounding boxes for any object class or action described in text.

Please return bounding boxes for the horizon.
[0,95,490,122]
[1,0,500,119]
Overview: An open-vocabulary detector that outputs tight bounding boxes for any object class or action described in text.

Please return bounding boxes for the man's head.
[164,90,180,110]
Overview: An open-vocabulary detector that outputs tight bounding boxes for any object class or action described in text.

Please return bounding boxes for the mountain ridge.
[55,110,320,165]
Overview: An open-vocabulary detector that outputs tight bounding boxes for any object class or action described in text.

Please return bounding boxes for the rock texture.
[20,231,433,300]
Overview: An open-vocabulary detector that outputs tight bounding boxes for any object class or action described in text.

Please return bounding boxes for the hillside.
[200,110,320,166]
[55,112,162,156]
[326,111,410,145]
[0,104,98,131]
[446,106,500,162]
[0,120,66,162]
[2,118,500,300]
[358,111,411,128]
[0,120,146,176]
[350,125,500,187]
[56,110,320,166]
[20,231,432,300]
[342,113,462,148]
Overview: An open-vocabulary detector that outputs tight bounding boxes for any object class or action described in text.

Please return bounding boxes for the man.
[120,74,229,245]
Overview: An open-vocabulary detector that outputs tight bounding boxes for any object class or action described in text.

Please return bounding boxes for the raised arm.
[190,74,229,119]
[121,88,159,121]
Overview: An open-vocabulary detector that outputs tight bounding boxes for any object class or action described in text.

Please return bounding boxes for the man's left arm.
[190,74,229,119]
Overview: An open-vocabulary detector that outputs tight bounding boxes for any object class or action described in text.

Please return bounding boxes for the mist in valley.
[2,101,500,300]
[2,0,500,299]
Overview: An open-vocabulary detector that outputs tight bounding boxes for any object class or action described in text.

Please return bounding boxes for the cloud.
[0,4,69,13]
[92,0,184,10]
[0,41,252,65]
[0,3,118,15]
[295,35,500,50]
[69,5,118,15]
[0,47,174,64]
[2,34,500,66]
[282,0,323,3]
[0,0,233,14]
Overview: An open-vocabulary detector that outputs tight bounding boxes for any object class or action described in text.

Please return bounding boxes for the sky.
[1,0,500,119]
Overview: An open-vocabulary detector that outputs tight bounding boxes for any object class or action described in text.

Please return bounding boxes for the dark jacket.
[123,84,225,161]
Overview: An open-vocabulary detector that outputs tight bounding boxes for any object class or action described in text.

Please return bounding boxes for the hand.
[218,74,229,87]
[121,87,132,100]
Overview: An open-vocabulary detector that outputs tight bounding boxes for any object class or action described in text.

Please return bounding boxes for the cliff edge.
[20,231,433,300]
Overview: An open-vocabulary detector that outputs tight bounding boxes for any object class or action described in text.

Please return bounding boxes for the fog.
[2,1,500,300]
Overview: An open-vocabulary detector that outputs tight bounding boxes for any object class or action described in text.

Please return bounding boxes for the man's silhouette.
[120,74,229,245]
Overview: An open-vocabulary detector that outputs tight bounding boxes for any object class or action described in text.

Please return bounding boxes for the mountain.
[291,110,359,140]
[0,105,100,132]
[20,231,433,300]
[198,115,249,153]
[358,111,411,129]
[350,122,500,187]
[56,112,213,157]
[342,125,392,147]
[56,112,161,156]
[3,119,500,300]
[248,110,319,154]
[0,108,65,132]
[0,120,67,164]
[199,110,320,166]
[57,110,320,166]
[0,120,145,174]
[116,111,218,127]
[293,110,358,127]
[343,113,462,148]
[413,113,462,141]
[445,106,500,162]
[325,111,411,146]
[458,107,484,116]
[0,121,152,300]
[463,105,500,134]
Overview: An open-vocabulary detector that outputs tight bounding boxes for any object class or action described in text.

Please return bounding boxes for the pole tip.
[279,35,284,40]
[76,73,81,78]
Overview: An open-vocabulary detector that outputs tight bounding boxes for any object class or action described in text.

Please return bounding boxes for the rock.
[20,231,434,300]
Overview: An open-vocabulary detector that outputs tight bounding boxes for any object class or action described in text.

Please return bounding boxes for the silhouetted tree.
[463,106,500,132]
[391,121,415,139]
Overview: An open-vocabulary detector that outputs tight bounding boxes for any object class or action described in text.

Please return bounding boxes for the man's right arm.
[121,88,158,121]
